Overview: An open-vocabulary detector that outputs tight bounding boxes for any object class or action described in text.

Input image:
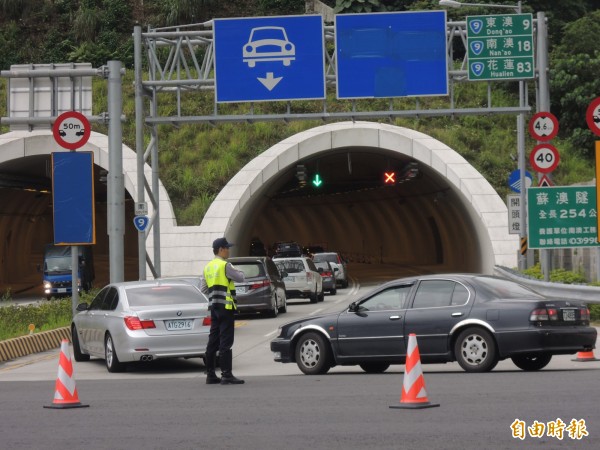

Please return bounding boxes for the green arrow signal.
[312,174,322,187]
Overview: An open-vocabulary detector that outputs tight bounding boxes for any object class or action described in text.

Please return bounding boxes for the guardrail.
[494,266,600,304]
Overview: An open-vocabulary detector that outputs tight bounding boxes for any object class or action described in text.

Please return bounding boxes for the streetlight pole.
[440,0,528,270]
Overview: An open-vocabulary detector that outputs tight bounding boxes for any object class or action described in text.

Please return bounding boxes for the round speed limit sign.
[529,144,560,173]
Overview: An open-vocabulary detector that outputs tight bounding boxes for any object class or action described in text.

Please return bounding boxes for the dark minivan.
[228,256,287,317]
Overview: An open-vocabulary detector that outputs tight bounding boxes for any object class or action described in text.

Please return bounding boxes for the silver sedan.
[71,279,210,372]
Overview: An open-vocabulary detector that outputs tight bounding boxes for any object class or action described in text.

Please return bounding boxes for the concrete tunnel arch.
[196,121,517,274]
[0,121,517,289]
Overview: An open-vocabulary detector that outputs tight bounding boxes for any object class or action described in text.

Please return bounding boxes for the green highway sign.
[528,187,599,249]
[467,13,534,81]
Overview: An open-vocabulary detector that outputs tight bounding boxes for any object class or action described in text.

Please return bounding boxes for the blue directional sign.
[335,11,448,99]
[52,151,95,245]
[214,15,325,103]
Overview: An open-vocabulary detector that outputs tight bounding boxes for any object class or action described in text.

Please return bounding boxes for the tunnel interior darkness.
[0,154,139,295]
[234,146,483,273]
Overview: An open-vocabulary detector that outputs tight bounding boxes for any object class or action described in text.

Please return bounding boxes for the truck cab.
[41,244,95,300]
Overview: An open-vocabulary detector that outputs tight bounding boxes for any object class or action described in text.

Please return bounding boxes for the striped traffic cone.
[390,333,439,409]
[571,350,599,362]
[44,339,89,409]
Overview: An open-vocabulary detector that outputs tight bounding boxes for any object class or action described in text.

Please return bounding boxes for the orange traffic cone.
[44,339,89,409]
[390,333,439,409]
[571,350,600,362]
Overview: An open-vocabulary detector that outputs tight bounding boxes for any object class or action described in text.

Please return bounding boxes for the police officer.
[201,237,245,385]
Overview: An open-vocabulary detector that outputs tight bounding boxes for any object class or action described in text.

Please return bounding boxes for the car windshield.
[45,256,72,272]
[314,262,329,271]
[251,27,285,41]
[313,254,336,264]
[275,260,304,273]
[474,276,544,299]
[125,285,206,306]
[232,262,265,278]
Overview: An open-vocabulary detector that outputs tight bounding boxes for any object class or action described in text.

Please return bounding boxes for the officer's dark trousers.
[205,303,235,376]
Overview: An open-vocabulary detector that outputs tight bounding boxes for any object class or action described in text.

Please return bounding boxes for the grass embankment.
[0,291,97,341]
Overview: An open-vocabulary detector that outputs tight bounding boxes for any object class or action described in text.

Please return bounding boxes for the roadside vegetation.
[0,291,98,341]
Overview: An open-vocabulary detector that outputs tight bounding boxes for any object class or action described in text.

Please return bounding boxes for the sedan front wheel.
[295,332,331,375]
[454,327,498,373]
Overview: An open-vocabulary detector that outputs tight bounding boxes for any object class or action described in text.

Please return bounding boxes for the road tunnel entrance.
[203,121,517,274]
[0,139,139,297]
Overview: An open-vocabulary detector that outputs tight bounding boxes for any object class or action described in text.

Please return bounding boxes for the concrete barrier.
[0,327,69,362]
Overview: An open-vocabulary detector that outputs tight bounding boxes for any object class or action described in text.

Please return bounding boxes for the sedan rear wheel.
[359,362,390,374]
[309,288,318,303]
[71,326,90,362]
[105,333,126,373]
[278,294,287,314]
[511,353,552,371]
[454,328,498,373]
[269,294,279,318]
[295,332,331,375]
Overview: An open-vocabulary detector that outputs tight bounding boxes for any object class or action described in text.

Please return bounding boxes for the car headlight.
[44,282,52,289]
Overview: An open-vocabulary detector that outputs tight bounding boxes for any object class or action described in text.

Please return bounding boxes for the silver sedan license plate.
[165,319,193,330]
[562,309,576,321]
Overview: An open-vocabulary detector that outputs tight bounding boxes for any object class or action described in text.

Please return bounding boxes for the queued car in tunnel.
[274,257,324,303]
[270,273,597,375]
[71,279,211,372]
[312,252,348,288]
[313,260,337,295]
[228,256,287,317]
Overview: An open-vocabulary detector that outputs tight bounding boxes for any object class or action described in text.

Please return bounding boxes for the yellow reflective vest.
[204,258,236,310]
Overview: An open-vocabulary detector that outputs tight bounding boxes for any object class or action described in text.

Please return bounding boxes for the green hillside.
[1,1,600,225]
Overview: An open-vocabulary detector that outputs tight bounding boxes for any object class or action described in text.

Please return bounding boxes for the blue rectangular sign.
[335,11,448,99]
[214,15,326,103]
[52,151,95,245]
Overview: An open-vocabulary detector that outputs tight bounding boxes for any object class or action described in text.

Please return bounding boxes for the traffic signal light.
[384,171,396,184]
[312,173,323,187]
[296,164,306,186]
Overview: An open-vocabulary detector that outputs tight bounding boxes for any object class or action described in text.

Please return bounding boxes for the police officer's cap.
[213,237,234,250]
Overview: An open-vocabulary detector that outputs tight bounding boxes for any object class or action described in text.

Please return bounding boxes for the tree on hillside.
[549,10,600,157]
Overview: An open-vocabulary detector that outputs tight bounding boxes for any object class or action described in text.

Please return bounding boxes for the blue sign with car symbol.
[335,11,448,99]
[214,15,325,103]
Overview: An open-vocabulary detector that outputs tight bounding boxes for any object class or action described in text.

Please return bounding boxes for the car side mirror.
[318,267,323,273]
[76,303,89,312]
[348,301,359,312]
[333,267,339,272]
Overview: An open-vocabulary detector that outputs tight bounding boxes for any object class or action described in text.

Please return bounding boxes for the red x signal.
[384,171,396,184]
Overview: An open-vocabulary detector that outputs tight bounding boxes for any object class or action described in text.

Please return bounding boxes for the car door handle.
[389,315,402,320]
[451,312,463,317]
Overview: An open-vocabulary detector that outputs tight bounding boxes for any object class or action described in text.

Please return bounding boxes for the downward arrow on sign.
[258,72,282,91]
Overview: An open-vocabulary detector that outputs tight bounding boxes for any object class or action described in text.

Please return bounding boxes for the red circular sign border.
[586,97,600,137]
[529,143,560,173]
[52,111,91,150]
[528,111,559,141]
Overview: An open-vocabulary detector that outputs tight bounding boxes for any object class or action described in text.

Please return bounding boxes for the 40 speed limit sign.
[529,144,559,173]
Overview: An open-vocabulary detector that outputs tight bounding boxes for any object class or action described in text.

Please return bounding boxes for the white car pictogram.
[243,26,295,68]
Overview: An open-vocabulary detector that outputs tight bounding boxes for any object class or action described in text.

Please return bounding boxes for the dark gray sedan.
[270,274,597,374]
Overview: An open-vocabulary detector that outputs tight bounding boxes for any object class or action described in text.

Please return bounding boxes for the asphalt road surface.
[1,264,599,449]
